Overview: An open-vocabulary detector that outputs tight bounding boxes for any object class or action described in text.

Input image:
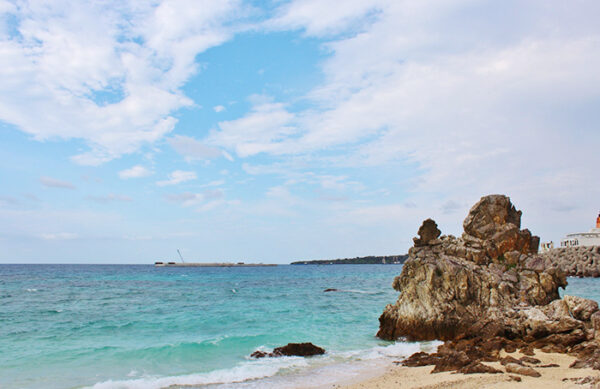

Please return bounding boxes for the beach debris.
[508,375,522,382]
[504,363,541,377]
[380,194,600,376]
[250,342,325,358]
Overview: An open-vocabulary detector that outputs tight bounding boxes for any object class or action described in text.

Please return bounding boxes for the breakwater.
[154,262,277,267]
[541,246,600,277]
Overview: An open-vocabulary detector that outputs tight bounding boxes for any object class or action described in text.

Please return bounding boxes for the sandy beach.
[334,350,600,389]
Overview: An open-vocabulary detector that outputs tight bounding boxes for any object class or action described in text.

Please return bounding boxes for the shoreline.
[334,349,600,389]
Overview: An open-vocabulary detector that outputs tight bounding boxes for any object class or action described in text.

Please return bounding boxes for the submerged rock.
[250,342,325,358]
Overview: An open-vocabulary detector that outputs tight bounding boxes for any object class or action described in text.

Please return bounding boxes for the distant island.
[291,255,408,265]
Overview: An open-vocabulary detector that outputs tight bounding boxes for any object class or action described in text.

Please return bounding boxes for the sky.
[1,0,599,264]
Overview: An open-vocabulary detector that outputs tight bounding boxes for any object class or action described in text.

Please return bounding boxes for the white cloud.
[267,0,382,37]
[167,135,226,161]
[118,165,152,179]
[209,97,297,157]
[40,176,75,189]
[165,188,224,207]
[213,105,226,113]
[0,0,246,164]
[86,194,133,203]
[39,232,78,240]
[206,0,600,247]
[157,170,197,186]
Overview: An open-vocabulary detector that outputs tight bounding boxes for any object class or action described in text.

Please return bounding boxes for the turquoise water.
[1,264,598,389]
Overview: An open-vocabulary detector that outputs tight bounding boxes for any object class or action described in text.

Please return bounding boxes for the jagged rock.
[455,362,502,374]
[563,295,599,321]
[500,356,523,366]
[505,363,541,377]
[413,219,441,247]
[570,348,600,370]
[250,350,268,358]
[384,194,600,376]
[272,342,325,357]
[378,195,566,341]
[250,343,325,358]
[520,356,541,365]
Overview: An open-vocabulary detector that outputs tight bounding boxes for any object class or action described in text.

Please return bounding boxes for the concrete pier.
[154,262,277,267]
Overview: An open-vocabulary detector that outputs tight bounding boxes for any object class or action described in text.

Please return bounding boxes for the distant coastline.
[291,255,408,265]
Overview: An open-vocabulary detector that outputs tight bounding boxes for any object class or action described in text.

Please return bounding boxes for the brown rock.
[250,350,268,358]
[251,343,326,359]
[500,356,522,366]
[563,295,599,321]
[272,342,325,357]
[455,362,502,374]
[413,218,441,247]
[402,352,438,367]
[570,348,600,370]
[519,356,541,365]
[377,195,565,342]
[431,350,472,373]
[504,363,542,377]
[462,195,522,241]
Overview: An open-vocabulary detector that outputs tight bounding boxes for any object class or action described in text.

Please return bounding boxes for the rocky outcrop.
[378,194,600,375]
[378,194,565,341]
[250,343,325,358]
[541,246,600,277]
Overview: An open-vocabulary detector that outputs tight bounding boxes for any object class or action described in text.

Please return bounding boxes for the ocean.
[0,264,597,389]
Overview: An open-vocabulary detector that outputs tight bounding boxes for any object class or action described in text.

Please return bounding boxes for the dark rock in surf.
[250,342,325,358]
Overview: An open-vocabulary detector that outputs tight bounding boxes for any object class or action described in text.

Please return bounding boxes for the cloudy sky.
[1,0,599,263]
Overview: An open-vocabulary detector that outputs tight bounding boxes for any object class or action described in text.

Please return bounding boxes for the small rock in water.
[250,350,268,358]
[250,342,325,358]
[272,342,325,357]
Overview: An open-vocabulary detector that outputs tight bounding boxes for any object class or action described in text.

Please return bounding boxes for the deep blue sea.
[1,264,598,389]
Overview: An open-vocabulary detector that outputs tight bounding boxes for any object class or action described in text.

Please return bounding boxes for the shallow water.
[0,264,597,389]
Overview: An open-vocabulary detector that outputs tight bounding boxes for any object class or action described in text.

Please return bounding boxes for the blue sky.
[1,0,599,263]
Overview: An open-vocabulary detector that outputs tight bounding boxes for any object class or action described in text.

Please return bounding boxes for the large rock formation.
[541,246,600,277]
[378,195,566,341]
[378,194,600,375]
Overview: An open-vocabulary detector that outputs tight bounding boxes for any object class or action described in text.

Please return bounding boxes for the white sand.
[330,350,600,389]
